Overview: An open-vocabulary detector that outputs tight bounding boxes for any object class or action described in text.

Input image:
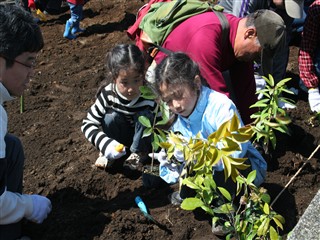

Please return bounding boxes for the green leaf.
[138,116,151,128]
[269,226,279,240]
[261,193,271,203]
[263,202,270,215]
[181,197,204,210]
[246,170,256,184]
[218,187,232,201]
[139,86,157,99]
[142,128,152,138]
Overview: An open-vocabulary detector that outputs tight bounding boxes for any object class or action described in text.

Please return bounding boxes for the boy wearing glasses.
[0,4,52,240]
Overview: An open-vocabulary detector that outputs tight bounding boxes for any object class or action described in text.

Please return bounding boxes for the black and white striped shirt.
[81,83,157,156]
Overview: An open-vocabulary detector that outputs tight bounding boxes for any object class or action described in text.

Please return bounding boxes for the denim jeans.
[102,109,153,154]
[68,2,83,24]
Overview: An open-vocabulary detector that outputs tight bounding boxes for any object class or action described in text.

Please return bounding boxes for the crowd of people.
[1,0,319,239]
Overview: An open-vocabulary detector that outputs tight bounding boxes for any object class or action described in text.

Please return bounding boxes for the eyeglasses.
[0,55,36,69]
[13,58,36,69]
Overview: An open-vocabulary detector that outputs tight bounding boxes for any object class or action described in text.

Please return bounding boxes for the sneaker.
[123,152,146,171]
[211,223,229,237]
[168,191,183,206]
[95,153,114,169]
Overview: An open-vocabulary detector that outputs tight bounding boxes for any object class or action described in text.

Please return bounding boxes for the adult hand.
[308,88,320,112]
[105,140,126,160]
[26,195,52,224]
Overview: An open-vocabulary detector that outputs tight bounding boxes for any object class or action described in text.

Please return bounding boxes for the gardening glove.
[308,88,320,113]
[105,140,126,160]
[145,61,156,84]
[148,149,167,165]
[254,74,266,100]
[173,149,184,163]
[26,195,52,224]
[149,149,183,184]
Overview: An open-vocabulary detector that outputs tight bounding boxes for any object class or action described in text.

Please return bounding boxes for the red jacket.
[67,0,85,5]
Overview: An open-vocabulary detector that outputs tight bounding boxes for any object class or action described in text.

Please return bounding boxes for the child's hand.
[148,149,167,165]
[105,140,126,160]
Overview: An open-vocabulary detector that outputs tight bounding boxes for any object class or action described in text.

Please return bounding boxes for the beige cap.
[285,0,304,19]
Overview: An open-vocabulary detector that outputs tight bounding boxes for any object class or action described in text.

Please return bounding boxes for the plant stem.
[20,95,24,114]
[150,103,160,173]
[271,144,320,207]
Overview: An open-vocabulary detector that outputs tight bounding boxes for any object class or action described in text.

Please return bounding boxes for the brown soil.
[5,0,320,239]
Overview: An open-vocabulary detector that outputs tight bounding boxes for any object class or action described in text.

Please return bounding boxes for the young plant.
[250,74,294,153]
[159,114,285,239]
[138,85,171,172]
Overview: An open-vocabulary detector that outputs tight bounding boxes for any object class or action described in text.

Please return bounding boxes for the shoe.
[95,153,114,169]
[123,152,146,171]
[168,191,183,206]
[211,222,229,237]
[63,20,76,40]
[71,22,85,35]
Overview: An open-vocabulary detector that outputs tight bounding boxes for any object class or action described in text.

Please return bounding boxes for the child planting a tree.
[153,52,267,204]
[81,44,157,171]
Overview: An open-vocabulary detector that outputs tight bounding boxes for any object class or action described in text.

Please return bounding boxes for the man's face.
[235,34,262,62]
[0,52,36,97]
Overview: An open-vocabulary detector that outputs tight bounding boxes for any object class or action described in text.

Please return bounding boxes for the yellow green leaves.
[250,74,294,152]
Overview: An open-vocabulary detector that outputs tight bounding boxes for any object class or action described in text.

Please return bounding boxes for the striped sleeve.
[81,86,114,155]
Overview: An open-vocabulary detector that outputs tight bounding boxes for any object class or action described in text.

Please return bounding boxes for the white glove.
[149,149,184,184]
[149,149,167,165]
[26,195,52,224]
[145,61,156,84]
[105,140,126,160]
[148,148,185,164]
[308,88,320,112]
[254,74,266,100]
[173,149,185,163]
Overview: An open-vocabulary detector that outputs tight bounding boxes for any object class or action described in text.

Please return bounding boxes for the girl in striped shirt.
[81,44,157,171]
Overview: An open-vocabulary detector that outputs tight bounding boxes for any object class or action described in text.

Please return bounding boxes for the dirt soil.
[4,0,320,239]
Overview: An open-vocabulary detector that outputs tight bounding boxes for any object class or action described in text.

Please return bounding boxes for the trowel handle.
[135,196,148,214]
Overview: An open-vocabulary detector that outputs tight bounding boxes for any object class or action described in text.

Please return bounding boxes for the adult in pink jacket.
[152,9,286,125]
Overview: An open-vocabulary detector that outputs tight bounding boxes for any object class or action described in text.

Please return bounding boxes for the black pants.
[0,134,25,240]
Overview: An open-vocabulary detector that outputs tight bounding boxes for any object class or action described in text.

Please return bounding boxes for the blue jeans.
[68,2,83,24]
[0,134,25,240]
[101,110,153,154]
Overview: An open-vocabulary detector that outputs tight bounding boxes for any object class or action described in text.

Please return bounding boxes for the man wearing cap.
[153,9,286,124]
[298,0,320,113]
[218,0,305,83]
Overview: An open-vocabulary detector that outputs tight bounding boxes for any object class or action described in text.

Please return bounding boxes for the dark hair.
[0,4,44,68]
[96,44,145,96]
[154,52,202,95]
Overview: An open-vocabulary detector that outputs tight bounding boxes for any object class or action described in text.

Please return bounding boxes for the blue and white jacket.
[161,86,267,186]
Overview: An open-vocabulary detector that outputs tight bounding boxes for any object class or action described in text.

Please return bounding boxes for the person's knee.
[5,134,23,152]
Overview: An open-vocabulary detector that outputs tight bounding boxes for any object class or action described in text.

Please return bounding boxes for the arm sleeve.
[0,187,34,224]
[205,93,249,159]
[298,5,320,88]
[81,90,114,156]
